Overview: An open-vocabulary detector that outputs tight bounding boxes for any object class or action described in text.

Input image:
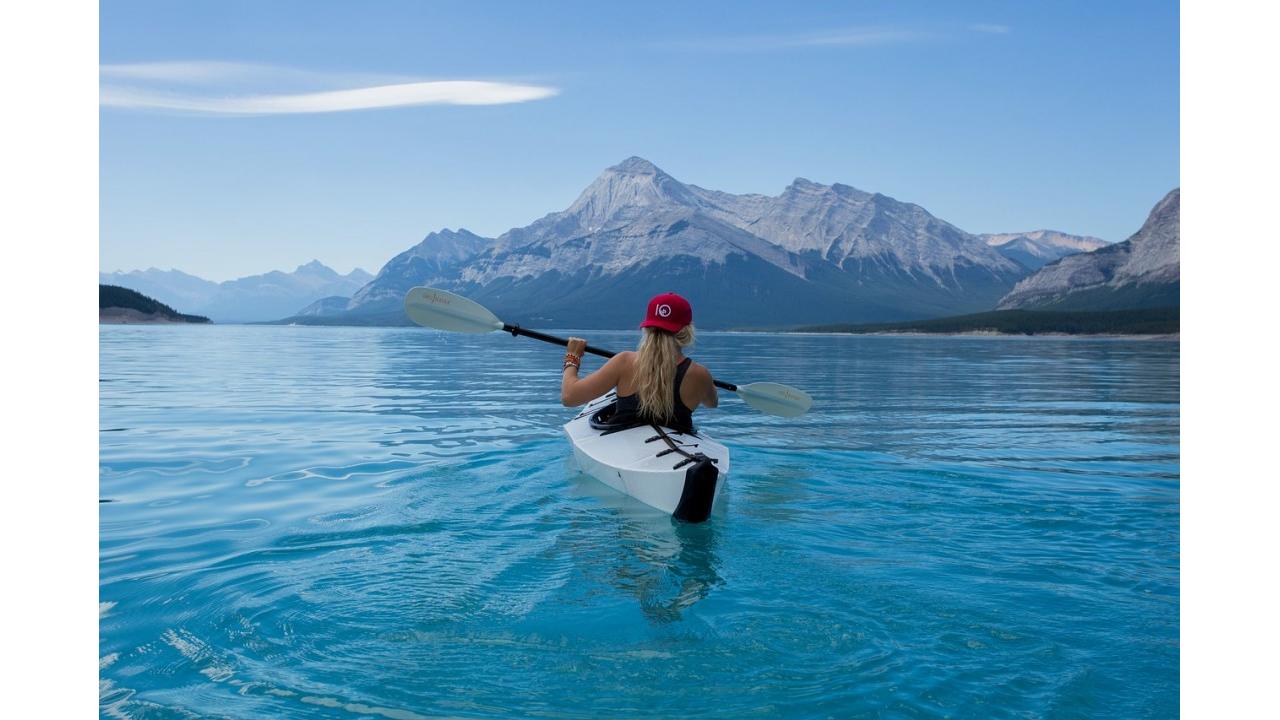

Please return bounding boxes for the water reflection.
[567,472,723,624]
[629,521,722,625]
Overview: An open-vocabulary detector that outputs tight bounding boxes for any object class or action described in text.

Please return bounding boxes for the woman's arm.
[698,365,719,408]
[560,338,625,407]
[681,363,718,409]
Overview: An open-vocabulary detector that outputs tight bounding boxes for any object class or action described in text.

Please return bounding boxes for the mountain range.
[101,158,1178,329]
[99,261,372,323]
[298,158,1059,328]
[998,189,1179,311]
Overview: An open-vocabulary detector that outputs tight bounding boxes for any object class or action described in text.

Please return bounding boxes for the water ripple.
[101,326,1178,718]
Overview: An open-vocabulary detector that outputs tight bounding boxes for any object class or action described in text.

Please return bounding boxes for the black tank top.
[612,357,696,433]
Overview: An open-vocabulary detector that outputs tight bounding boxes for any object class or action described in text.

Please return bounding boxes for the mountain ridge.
[980,230,1110,270]
[317,157,1036,328]
[100,261,372,323]
[106,158,1141,328]
[997,189,1179,311]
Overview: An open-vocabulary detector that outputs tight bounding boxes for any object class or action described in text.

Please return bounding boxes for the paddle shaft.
[503,324,739,392]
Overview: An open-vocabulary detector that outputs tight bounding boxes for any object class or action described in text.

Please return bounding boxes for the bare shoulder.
[604,350,636,374]
[686,361,717,407]
[687,361,714,383]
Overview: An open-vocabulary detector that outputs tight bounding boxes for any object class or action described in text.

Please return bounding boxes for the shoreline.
[99,308,211,325]
[100,323,1178,340]
[778,330,1180,340]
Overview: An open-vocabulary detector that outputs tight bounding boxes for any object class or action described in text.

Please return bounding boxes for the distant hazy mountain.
[312,157,1028,328]
[199,261,373,322]
[97,268,220,313]
[998,189,1179,311]
[100,261,373,323]
[980,230,1109,270]
[292,295,354,318]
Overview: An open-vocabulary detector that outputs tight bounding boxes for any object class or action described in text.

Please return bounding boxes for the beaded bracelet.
[563,352,581,370]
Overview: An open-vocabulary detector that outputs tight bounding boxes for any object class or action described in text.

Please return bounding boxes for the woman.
[560,292,717,432]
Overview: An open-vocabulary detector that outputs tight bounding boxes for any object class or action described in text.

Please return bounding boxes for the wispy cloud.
[99,62,558,115]
[101,81,559,114]
[970,23,1012,34]
[661,26,928,52]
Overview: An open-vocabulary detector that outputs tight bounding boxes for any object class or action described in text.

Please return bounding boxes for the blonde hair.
[634,325,696,423]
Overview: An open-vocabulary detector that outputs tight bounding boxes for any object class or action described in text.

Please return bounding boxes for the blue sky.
[101,0,1179,281]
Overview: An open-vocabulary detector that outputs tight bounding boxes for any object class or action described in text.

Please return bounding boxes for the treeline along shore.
[791,307,1179,337]
[100,285,211,324]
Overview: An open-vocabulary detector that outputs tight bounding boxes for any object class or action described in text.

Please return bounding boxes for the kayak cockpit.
[565,393,729,522]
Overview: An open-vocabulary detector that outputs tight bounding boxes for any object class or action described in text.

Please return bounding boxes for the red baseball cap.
[639,292,693,333]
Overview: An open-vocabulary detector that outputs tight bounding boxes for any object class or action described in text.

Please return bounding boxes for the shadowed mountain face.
[320,157,1032,328]
[100,261,373,323]
[997,189,1179,311]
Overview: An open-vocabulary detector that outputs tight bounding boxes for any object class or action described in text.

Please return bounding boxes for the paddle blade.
[404,287,504,334]
[734,382,813,418]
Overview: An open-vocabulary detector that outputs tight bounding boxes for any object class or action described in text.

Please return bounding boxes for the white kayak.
[564,392,730,523]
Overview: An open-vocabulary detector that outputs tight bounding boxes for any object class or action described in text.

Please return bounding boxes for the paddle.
[404,287,813,418]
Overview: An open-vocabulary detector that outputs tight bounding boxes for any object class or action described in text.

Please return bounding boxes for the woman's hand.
[561,348,625,407]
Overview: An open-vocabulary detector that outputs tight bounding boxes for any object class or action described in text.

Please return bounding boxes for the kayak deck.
[564,393,730,520]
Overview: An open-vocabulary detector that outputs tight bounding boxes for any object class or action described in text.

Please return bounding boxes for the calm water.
[100,326,1179,719]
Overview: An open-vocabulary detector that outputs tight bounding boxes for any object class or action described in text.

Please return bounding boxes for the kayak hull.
[564,394,730,521]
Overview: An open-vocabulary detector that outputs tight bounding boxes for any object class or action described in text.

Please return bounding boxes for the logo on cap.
[657,304,672,318]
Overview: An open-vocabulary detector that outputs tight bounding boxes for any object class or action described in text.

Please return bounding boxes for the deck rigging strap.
[649,423,717,470]
[651,423,721,523]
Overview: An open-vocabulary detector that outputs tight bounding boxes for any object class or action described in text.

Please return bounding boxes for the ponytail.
[634,324,696,422]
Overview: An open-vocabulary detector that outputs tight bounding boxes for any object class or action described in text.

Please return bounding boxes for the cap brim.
[639,318,685,333]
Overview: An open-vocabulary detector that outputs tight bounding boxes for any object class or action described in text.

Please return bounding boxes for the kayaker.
[560,292,718,432]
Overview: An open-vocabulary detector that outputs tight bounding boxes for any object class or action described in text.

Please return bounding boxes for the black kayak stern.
[673,456,719,523]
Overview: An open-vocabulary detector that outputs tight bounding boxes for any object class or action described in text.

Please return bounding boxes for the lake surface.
[100,326,1179,719]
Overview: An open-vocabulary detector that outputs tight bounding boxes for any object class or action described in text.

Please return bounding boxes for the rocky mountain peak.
[997,188,1179,310]
[427,227,480,240]
[786,177,826,192]
[609,156,665,176]
[781,178,870,200]
[295,260,338,277]
[565,157,701,226]
[1118,188,1178,281]
[1136,189,1179,240]
[404,227,490,261]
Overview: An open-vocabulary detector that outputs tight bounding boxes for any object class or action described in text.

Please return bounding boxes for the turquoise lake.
[99,326,1179,718]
